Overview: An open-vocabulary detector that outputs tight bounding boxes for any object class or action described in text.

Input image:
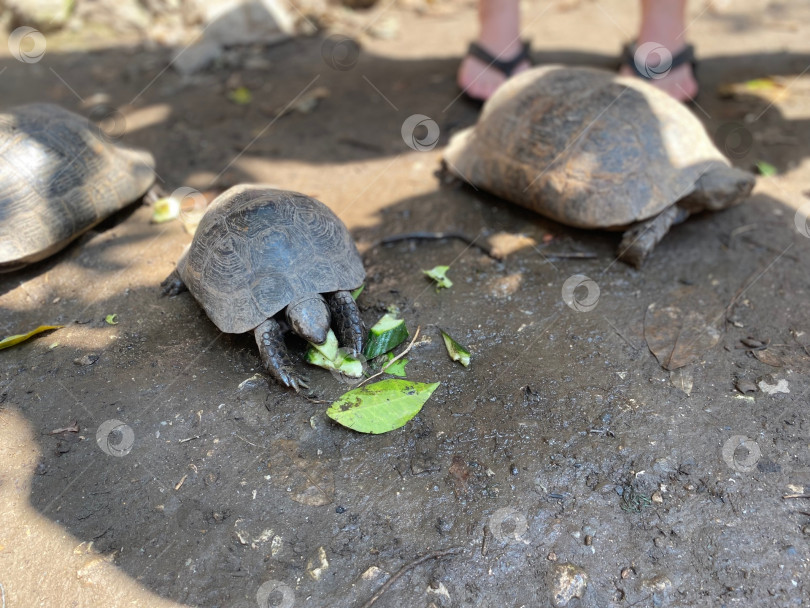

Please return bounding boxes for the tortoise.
[442,66,756,266]
[161,185,365,392]
[0,103,155,272]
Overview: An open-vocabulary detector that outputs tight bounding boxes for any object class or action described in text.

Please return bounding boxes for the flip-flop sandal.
[462,40,532,106]
[620,42,697,92]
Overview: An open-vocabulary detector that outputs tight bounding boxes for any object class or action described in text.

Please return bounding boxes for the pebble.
[73,354,99,366]
[550,563,588,607]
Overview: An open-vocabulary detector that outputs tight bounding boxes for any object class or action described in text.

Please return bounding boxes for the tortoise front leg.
[160,269,188,296]
[254,318,308,392]
[328,290,364,356]
[616,205,689,268]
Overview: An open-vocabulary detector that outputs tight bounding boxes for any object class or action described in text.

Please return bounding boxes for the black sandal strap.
[622,42,696,80]
[467,40,531,78]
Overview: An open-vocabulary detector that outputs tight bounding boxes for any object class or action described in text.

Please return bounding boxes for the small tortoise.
[443,66,756,266]
[161,185,365,391]
[0,103,155,272]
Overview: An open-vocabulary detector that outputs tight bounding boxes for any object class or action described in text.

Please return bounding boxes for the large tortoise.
[161,185,365,391]
[443,66,756,266]
[0,103,155,272]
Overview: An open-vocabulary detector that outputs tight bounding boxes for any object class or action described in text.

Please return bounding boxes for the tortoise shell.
[0,103,155,271]
[176,185,365,334]
[443,66,733,229]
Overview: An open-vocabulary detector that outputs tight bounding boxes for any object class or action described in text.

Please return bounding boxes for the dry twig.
[359,547,462,608]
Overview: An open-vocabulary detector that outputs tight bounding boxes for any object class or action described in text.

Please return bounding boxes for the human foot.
[458,39,531,102]
[621,0,698,102]
[620,41,698,102]
[458,0,530,103]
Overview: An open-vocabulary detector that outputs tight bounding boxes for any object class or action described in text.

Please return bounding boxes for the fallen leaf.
[447,454,470,498]
[644,304,721,370]
[274,87,331,118]
[104,314,119,325]
[269,439,335,506]
[670,368,693,395]
[49,421,80,434]
[423,265,452,290]
[440,329,471,367]
[753,348,784,367]
[227,86,252,105]
[756,161,777,177]
[326,379,440,434]
[151,197,181,223]
[0,325,63,350]
[382,353,408,377]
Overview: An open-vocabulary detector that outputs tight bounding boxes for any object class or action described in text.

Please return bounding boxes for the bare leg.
[254,319,308,392]
[621,0,698,101]
[328,291,364,356]
[457,0,530,102]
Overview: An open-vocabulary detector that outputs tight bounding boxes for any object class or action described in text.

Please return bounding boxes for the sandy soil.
[2,1,810,606]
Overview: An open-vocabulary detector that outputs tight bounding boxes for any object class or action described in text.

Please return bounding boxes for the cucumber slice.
[363,313,409,359]
[310,329,338,361]
[440,329,471,367]
[305,348,364,378]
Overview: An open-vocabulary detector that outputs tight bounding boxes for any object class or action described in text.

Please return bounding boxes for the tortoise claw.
[255,319,310,392]
[160,270,187,297]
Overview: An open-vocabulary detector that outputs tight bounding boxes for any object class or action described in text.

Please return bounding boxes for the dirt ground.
[2,0,810,606]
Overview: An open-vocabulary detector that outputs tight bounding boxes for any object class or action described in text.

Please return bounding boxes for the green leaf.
[744,78,777,91]
[227,86,253,105]
[327,379,440,434]
[105,314,119,325]
[423,265,452,290]
[383,353,408,377]
[756,161,777,177]
[440,329,471,367]
[151,197,181,223]
[0,325,63,351]
[351,284,365,300]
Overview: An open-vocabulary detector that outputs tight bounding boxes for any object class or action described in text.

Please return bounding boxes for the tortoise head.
[286,293,331,345]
